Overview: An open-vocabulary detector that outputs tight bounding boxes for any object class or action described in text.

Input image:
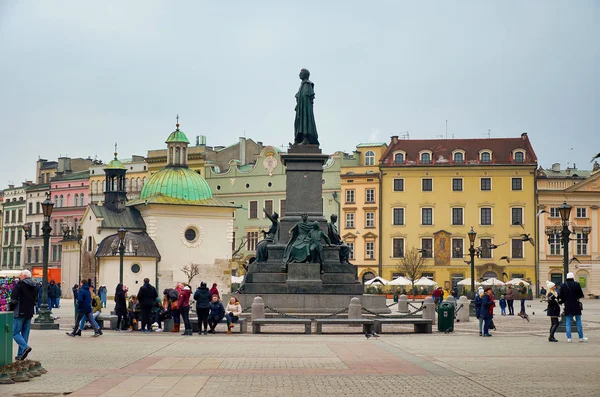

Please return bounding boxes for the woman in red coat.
[209,283,220,299]
[178,285,192,336]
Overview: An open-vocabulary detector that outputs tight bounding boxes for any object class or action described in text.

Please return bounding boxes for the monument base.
[231,293,391,314]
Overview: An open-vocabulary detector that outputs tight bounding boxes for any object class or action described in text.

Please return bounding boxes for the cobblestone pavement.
[4,299,600,396]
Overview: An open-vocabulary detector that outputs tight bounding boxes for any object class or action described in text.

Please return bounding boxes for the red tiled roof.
[380,133,537,166]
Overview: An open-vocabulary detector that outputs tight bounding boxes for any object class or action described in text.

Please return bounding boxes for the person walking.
[480,287,495,337]
[178,285,192,335]
[546,281,560,342]
[209,283,220,299]
[559,272,587,343]
[137,278,158,333]
[10,270,39,360]
[114,284,128,331]
[505,285,515,315]
[194,282,211,335]
[475,287,484,336]
[225,297,243,334]
[78,290,101,332]
[207,295,225,334]
[66,280,102,337]
[56,281,62,308]
[518,282,528,316]
[98,285,108,308]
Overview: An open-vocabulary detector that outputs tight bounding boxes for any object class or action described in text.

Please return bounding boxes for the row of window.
[390,177,520,193]
[362,149,527,166]
[52,193,86,208]
[90,178,147,194]
[549,206,588,219]
[2,228,23,246]
[548,232,590,256]
[246,200,285,219]
[1,249,21,267]
[345,189,376,204]
[390,237,527,259]
[4,209,24,224]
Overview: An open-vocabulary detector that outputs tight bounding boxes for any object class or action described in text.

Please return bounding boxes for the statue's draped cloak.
[283,221,315,264]
[294,80,319,145]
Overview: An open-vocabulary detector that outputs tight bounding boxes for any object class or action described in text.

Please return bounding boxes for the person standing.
[505,285,515,315]
[98,285,108,308]
[114,284,128,331]
[56,281,62,308]
[518,282,528,316]
[47,280,58,309]
[559,272,587,343]
[475,287,484,336]
[178,285,192,335]
[209,283,220,299]
[499,295,507,316]
[546,281,560,342]
[194,282,212,335]
[480,287,495,337]
[137,278,158,333]
[207,295,225,334]
[66,280,101,337]
[432,287,443,309]
[10,270,39,360]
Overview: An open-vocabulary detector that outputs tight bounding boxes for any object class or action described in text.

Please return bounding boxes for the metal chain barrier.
[263,305,348,320]
[361,305,424,319]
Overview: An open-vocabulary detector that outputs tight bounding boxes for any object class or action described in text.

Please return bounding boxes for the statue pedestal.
[287,263,323,294]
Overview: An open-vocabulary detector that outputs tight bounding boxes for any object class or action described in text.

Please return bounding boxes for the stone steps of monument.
[242,283,364,295]
[247,273,357,284]
[251,262,357,274]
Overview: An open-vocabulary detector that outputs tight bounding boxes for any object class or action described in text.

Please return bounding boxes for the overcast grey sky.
[1,1,598,187]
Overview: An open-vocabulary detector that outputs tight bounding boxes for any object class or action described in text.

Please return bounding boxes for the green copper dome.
[165,125,190,144]
[140,167,212,203]
[105,153,126,170]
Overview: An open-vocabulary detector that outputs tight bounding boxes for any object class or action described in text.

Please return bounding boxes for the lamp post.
[544,201,591,332]
[468,227,477,316]
[118,226,127,284]
[31,192,59,330]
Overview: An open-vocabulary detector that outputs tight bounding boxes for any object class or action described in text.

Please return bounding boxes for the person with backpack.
[165,286,181,333]
[66,280,102,338]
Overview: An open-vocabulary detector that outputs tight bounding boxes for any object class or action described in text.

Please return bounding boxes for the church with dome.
[70,122,237,295]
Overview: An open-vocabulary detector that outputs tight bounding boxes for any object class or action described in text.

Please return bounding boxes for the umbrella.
[388,276,412,286]
[413,277,437,286]
[457,278,481,286]
[506,278,530,286]
[481,278,505,286]
[364,276,389,286]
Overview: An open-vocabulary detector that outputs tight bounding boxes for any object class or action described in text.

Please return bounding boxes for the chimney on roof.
[8,184,14,189]
[391,135,399,144]
[239,137,246,166]
[521,132,528,140]
[257,141,263,147]
[551,163,560,172]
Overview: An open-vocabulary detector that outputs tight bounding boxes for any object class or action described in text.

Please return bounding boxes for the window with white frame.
[550,207,559,218]
[394,153,404,164]
[345,212,355,228]
[511,178,523,191]
[249,201,258,219]
[549,233,561,255]
[365,212,375,228]
[452,208,463,225]
[480,239,492,258]
[453,152,464,163]
[481,178,491,191]
[393,178,404,192]
[393,208,404,225]
[365,189,375,203]
[246,231,259,251]
[480,152,491,163]
[481,208,492,225]
[365,242,375,259]
[365,151,375,166]
[452,239,463,258]
[452,178,463,191]
[422,178,433,191]
[576,232,588,255]
[392,238,404,258]
[280,199,286,216]
[576,208,587,218]
[511,239,523,259]
[347,242,355,259]
[511,208,523,226]
[345,189,355,203]
[421,238,433,258]
[421,153,431,164]
[264,200,273,216]
[514,151,525,162]
[421,208,433,225]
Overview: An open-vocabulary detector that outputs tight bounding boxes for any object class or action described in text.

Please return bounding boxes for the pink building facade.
[49,170,89,273]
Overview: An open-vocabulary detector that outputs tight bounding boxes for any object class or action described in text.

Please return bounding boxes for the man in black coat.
[137,278,158,332]
[10,270,39,360]
[559,272,587,343]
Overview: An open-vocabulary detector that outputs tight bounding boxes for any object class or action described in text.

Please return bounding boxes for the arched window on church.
[80,195,85,206]
[175,147,181,164]
[136,178,140,191]
[169,147,174,165]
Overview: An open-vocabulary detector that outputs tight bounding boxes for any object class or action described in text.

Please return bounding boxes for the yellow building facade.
[537,162,600,295]
[380,134,538,290]
[340,143,387,282]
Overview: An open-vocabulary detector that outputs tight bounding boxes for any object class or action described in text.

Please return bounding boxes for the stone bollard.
[446,296,456,308]
[457,296,470,323]
[397,294,408,313]
[251,296,265,322]
[422,296,436,325]
[348,297,362,319]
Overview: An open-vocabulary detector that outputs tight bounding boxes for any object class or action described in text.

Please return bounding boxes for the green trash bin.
[437,301,455,332]
[393,293,399,303]
[0,312,14,366]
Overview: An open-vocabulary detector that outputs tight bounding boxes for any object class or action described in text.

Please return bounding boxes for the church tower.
[103,149,127,213]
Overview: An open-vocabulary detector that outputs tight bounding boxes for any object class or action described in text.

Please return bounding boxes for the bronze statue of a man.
[327,214,352,264]
[294,68,319,145]
[256,209,279,263]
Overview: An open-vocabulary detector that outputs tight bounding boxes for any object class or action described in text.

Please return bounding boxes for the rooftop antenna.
[487,129,491,139]
[400,131,410,140]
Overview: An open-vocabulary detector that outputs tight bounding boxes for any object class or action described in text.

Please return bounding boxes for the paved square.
[4,299,600,396]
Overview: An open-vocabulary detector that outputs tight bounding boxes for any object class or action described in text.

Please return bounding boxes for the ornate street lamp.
[32,192,59,330]
[544,201,591,331]
[117,226,127,284]
[468,227,477,316]
[22,223,32,240]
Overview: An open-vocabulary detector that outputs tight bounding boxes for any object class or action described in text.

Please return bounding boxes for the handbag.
[488,318,496,330]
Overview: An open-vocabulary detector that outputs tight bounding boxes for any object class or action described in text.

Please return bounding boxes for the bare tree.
[181,263,201,285]
[231,237,248,258]
[396,247,430,300]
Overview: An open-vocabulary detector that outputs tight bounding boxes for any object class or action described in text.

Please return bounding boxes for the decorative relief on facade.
[181,222,204,248]
[263,155,277,176]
